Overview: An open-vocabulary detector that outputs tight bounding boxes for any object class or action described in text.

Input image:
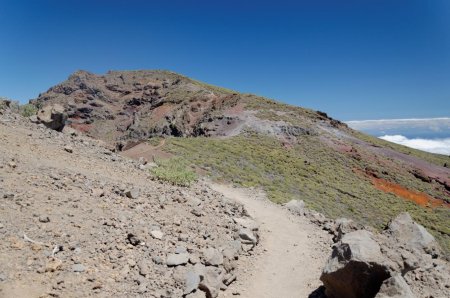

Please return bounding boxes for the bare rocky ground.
[0,109,257,297]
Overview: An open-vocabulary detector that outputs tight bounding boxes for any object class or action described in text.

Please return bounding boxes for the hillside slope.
[0,105,261,297]
[31,70,450,253]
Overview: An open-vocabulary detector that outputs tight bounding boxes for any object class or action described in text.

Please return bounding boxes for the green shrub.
[150,157,197,186]
[20,104,38,117]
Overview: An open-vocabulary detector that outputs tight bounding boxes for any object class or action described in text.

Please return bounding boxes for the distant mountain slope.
[31,70,450,253]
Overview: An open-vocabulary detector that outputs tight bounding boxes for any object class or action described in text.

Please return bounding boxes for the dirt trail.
[210,183,331,298]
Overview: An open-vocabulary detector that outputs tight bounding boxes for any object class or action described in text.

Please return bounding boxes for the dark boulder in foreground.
[320,230,390,298]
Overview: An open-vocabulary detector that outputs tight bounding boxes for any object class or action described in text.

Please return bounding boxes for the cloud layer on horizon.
[379,135,450,155]
[346,117,450,132]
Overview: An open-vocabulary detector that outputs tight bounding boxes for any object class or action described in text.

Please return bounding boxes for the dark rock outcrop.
[320,230,390,298]
[36,104,67,131]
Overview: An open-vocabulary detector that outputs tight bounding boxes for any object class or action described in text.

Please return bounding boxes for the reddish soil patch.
[352,168,449,209]
[372,176,449,209]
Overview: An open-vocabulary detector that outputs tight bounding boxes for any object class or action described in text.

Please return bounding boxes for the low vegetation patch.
[150,157,197,186]
[19,103,38,117]
[164,131,450,254]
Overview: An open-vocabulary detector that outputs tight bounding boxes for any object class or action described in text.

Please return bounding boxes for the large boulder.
[320,230,391,298]
[375,275,415,298]
[385,212,438,255]
[37,104,67,131]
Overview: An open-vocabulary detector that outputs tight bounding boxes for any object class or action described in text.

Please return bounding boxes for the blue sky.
[1,0,449,120]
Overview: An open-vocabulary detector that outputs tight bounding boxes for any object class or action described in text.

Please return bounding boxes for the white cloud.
[346,117,450,131]
[379,135,450,155]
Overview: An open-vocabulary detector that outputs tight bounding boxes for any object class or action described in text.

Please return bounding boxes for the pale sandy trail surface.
[210,183,331,298]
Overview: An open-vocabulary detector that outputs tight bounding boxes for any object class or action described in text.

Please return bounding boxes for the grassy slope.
[164,131,450,254]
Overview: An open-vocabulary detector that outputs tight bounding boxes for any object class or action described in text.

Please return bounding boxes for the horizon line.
[345,117,450,123]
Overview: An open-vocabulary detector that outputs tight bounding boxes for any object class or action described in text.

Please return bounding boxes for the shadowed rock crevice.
[321,260,390,298]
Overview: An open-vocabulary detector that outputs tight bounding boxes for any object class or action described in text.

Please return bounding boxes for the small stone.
[39,216,50,223]
[199,267,222,298]
[92,282,102,290]
[125,188,140,199]
[222,240,241,259]
[284,199,305,214]
[150,230,164,240]
[202,247,223,266]
[191,207,203,217]
[152,256,164,265]
[175,246,187,254]
[45,259,63,272]
[91,188,105,197]
[233,217,259,231]
[127,259,136,267]
[137,283,148,294]
[174,217,182,226]
[189,255,200,265]
[223,273,237,286]
[3,192,14,199]
[127,233,141,246]
[0,273,6,281]
[179,233,189,242]
[167,253,190,266]
[186,290,207,298]
[64,146,73,153]
[238,228,257,245]
[29,115,39,123]
[72,264,86,272]
[138,260,150,276]
[184,270,200,295]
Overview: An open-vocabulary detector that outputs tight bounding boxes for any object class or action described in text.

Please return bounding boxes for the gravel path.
[210,183,331,298]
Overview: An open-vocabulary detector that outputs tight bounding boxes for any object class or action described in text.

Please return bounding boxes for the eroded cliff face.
[32,70,246,146]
